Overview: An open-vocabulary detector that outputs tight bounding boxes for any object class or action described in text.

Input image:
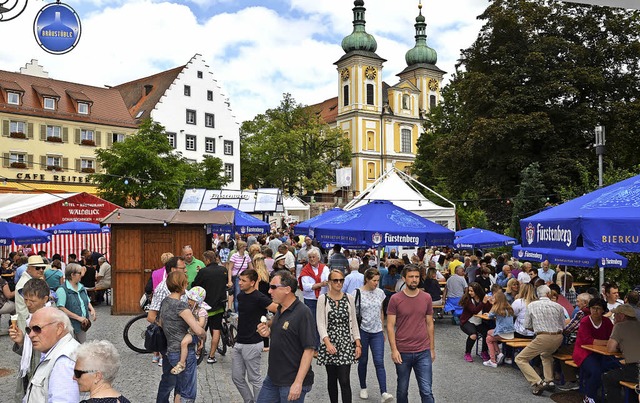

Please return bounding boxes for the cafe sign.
[15,172,91,183]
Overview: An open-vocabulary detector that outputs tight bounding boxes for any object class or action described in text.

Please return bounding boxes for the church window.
[366,131,375,150]
[367,162,376,179]
[401,129,412,153]
[402,94,410,110]
[343,85,349,106]
[430,95,437,111]
[366,84,374,105]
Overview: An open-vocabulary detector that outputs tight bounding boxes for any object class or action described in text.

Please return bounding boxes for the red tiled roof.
[308,96,338,124]
[0,70,138,128]
[114,66,184,122]
[32,85,60,98]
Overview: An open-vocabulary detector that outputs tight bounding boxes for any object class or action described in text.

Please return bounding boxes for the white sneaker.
[482,360,498,368]
[360,389,368,399]
[158,358,163,367]
[381,392,394,402]
[496,353,505,365]
[504,357,513,365]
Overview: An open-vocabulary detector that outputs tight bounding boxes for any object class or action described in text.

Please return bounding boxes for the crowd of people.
[2,232,639,403]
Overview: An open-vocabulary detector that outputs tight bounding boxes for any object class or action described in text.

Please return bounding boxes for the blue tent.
[311,200,454,247]
[454,230,516,249]
[455,228,484,237]
[0,221,51,246]
[208,205,270,235]
[44,222,110,235]
[294,207,344,236]
[520,174,640,252]
[512,244,628,268]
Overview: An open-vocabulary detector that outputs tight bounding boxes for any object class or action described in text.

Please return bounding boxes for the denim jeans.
[256,375,312,403]
[358,330,387,394]
[303,298,320,349]
[395,349,434,403]
[157,349,197,402]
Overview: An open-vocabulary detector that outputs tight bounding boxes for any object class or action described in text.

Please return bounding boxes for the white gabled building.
[115,54,240,189]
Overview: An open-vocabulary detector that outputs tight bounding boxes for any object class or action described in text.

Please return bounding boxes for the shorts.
[206,313,223,331]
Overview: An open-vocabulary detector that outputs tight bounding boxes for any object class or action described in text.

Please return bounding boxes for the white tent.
[344,168,456,229]
[283,196,310,222]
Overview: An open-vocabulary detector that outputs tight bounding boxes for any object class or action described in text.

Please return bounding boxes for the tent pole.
[598,266,604,295]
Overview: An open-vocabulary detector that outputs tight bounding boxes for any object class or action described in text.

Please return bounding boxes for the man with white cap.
[15,256,47,332]
[603,304,640,403]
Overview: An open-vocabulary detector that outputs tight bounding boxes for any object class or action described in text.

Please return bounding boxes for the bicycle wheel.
[123,313,151,354]
[227,324,237,347]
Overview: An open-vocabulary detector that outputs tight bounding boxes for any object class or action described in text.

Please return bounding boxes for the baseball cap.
[27,255,47,267]
[611,304,636,318]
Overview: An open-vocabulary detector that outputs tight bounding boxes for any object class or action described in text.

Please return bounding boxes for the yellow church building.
[313,0,445,195]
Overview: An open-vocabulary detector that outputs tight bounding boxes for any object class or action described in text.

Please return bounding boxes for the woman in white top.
[511,282,538,339]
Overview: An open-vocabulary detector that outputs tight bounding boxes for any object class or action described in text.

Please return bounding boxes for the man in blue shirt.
[495,265,515,287]
[537,260,555,284]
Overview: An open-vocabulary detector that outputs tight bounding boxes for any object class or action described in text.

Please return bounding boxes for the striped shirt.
[229,252,250,276]
[524,297,565,333]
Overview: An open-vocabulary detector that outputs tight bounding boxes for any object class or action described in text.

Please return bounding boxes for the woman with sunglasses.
[56,263,96,343]
[74,340,131,402]
[317,269,361,403]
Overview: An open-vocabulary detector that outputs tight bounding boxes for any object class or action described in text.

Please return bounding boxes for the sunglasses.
[26,321,56,334]
[33,267,45,271]
[269,284,288,290]
[330,278,345,283]
[73,369,98,378]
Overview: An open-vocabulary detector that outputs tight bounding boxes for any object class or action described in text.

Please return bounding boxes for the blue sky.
[0,0,488,121]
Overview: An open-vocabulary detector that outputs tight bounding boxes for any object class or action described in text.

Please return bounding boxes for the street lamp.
[594,125,606,188]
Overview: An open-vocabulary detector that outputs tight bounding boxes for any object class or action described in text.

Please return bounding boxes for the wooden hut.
[102,209,232,315]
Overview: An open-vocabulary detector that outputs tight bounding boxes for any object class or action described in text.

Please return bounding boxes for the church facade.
[313,0,445,195]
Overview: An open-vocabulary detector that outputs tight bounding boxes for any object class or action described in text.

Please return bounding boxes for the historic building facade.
[0,60,138,194]
[313,0,445,195]
[115,54,241,190]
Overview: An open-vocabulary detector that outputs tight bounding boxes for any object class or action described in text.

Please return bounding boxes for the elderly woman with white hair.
[56,263,96,343]
[74,340,131,403]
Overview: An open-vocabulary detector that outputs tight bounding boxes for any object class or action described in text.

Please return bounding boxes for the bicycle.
[216,309,238,356]
[123,293,207,365]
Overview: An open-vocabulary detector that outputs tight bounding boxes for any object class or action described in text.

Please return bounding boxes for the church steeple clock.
[335,0,386,115]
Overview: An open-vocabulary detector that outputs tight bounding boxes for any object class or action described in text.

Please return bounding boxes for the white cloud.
[0,0,487,122]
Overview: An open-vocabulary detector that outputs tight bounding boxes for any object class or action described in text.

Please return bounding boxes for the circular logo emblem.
[240,226,246,234]
[372,232,382,245]
[517,250,524,258]
[33,3,81,55]
[53,230,58,235]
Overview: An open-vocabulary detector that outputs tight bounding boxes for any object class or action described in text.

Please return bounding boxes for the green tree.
[240,93,351,195]
[509,162,548,239]
[92,119,228,208]
[415,0,640,226]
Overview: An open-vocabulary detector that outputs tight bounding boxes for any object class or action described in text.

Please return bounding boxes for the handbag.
[145,323,167,352]
[80,319,92,332]
[354,289,363,327]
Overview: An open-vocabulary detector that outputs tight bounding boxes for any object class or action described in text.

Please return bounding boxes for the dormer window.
[7,92,20,105]
[44,97,55,110]
[78,102,89,114]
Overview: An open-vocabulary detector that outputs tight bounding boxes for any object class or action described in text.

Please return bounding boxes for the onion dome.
[405,2,437,66]
[341,0,377,53]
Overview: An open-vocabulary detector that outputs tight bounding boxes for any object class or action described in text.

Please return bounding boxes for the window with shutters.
[401,128,412,153]
[367,162,376,180]
[167,132,176,149]
[112,133,125,143]
[46,156,62,171]
[43,97,56,110]
[366,84,374,105]
[10,121,25,136]
[205,137,215,153]
[186,109,196,125]
[8,152,26,168]
[80,129,95,146]
[224,140,233,155]
[78,102,89,115]
[205,113,215,128]
[46,125,62,142]
[366,131,375,150]
[80,158,95,173]
[7,92,19,105]
[224,163,234,181]
[186,135,196,151]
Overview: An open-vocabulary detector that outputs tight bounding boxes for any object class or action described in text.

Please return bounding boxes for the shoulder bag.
[354,289,363,327]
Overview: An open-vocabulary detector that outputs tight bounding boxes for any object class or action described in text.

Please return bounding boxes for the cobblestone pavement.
[0,303,556,403]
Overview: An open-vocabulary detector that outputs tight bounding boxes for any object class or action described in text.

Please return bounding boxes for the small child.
[484,291,515,368]
[171,286,210,375]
